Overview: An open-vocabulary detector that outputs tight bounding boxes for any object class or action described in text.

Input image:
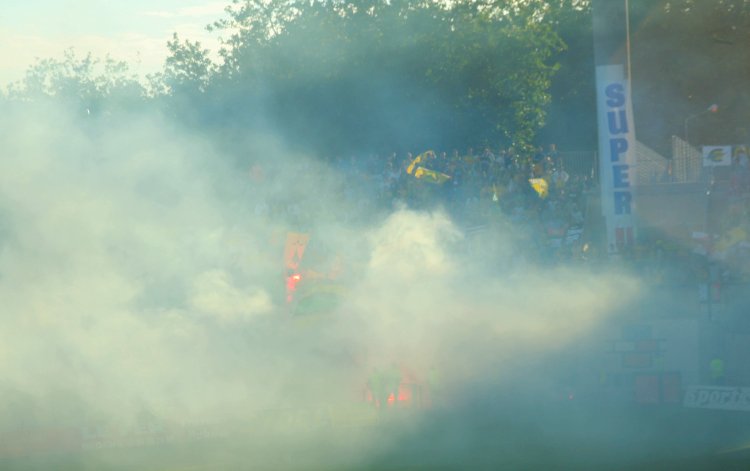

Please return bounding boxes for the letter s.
[605,83,626,108]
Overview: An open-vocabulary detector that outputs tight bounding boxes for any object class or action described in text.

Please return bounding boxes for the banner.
[414,166,450,184]
[702,146,732,167]
[684,386,750,412]
[595,64,637,254]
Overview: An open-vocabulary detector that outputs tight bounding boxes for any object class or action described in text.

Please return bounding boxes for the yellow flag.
[407,150,435,175]
[414,166,451,184]
[528,178,549,199]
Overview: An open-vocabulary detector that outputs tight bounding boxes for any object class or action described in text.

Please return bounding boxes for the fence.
[671,135,702,183]
[559,142,672,185]
[559,150,596,178]
[635,141,669,184]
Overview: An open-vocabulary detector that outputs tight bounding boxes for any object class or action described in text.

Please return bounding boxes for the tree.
[535,0,597,150]
[163,33,217,95]
[185,0,565,155]
[6,49,146,115]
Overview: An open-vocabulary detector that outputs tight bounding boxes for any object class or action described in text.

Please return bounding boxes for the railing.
[559,142,674,185]
[559,150,596,178]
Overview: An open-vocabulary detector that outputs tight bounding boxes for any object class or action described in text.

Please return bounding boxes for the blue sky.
[0,0,227,86]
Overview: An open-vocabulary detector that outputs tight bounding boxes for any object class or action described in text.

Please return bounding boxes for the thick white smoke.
[0,103,642,467]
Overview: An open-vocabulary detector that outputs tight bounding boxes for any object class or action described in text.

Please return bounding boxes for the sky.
[0,0,226,86]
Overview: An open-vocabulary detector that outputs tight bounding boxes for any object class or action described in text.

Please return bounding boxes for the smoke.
[0,102,653,468]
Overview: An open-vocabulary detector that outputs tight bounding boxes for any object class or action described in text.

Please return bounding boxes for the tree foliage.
[193,0,565,154]
[6,49,146,115]
[163,33,217,95]
[535,0,596,149]
[10,1,748,155]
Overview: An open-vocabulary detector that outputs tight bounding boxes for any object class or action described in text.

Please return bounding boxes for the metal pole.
[625,0,632,81]
[706,179,713,319]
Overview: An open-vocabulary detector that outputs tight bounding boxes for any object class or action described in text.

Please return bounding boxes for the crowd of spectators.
[331,144,595,264]
[249,139,750,297]
[241,143,750,340]
[330,143,750,282]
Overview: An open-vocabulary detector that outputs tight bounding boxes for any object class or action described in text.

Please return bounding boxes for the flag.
[529,178,549,199]
[414,166,451,184]
[406,150,435,175]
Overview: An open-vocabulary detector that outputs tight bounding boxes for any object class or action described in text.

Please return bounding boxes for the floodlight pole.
[625,0,632,80]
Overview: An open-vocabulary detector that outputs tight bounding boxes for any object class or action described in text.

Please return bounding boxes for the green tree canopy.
[162,33,217,95]
[6,49,147,116]
[181,0,566,155]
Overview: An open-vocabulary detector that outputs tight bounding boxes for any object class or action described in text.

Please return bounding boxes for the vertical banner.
[596,65,637,254]
[593,0,637,255]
